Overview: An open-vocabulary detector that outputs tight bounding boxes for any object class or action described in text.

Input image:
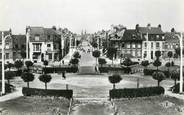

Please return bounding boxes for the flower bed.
[43,66,78,74]
[109,86,165,99]
[22,87,73,99]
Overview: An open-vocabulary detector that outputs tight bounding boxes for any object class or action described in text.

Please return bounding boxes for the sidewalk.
[165,88,184,100]
[0,88,23,102]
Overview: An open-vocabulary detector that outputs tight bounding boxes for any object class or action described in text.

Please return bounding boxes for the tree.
[171,70,180,86]
[69,58,79,66]
[14,60,23,71]
[175,48,184,57]
[141,60,149,69]
[155,51,161,59]
[122,58,132,67]
[108,74,122,89]
[39,74,52,90]
[73,51,81,59]
[25,61,33,71]
[152,72,166,86]
[6,62,14,71]
[98,58,107,67]
[107,47,117,65]
[91,42,98,48]
[20,50,26,59]
[167,51,173,63]
[153,59,162,71]
[43,60,48,74]
[5,71,15,85]
[92,50,101,65]
[165,62,171,72]
[21,72,34,88]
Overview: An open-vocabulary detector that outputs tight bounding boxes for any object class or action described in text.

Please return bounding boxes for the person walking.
[62,71,66,79]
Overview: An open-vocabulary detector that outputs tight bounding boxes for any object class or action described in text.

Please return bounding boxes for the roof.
[0,31,12,42]
[12,35,26,43]
[138,27,163,34]
[164,32,179,42]
[122,29,142,41]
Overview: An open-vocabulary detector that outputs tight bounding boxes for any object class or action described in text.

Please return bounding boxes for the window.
[47,35,51,40]
[144,51,147,58]
[156,42,160,48]
[144,42,147,48]
[5,43,9,49]
[132,51,135,56]
[127,50,130,54]
[33,44,41,51]
[47,44,51,47]
[6,53,9,59]
[127,44,130,48]
[0,53,2,59]
[151,42,153,49]
[35,35,40,41]
[137,44,141,48]
[132,43,135,48]
[122,43,125,48]
[48,53,52,60]
[137,51,141,57]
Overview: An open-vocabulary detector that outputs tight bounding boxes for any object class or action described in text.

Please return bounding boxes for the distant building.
[164,31,180,58]
[138,24,165,61]
[0,30,13,63]
[26,26,62,63]
[12,35,26,60]
[121,29,143,61]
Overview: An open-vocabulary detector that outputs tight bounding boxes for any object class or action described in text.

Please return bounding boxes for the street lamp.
[179,32,183,93]
[175,32,183,93]
[1,32,11,95]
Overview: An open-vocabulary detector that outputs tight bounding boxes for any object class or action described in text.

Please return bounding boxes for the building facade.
[121,29,142,61]
[138,24,165,61]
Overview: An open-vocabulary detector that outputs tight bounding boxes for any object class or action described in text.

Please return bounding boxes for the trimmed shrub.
[43,66,78,74]
[143,69,170,78]
[22,87,73,99]
[109,86,165,99]
[99,66,131,73]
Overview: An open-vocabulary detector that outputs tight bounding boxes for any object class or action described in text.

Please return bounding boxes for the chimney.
[147,23,151,29]
[158,24,161,29]
[136,24,139,31]
[171,28,175,33]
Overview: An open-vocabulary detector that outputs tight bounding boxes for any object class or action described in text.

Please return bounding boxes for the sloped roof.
[164,32,179,42]
[138,27,163,34]
[0,31,11,42]
[122,29,142,41]
[29,27,45,35]
[12,35,26,43]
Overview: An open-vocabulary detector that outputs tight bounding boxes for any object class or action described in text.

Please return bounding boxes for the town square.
[0,0,184,115]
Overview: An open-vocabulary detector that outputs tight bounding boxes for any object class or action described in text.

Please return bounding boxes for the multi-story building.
[138,24,165,61]
[26,26,75,63]
[164,31,180,58]
[12,35,26,60]
[121,29,143,61]
[26,26,62,63]
[0,30,13,63]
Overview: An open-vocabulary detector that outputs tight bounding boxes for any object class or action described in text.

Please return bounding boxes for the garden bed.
[22,87,73,99]
[110,86,165,99]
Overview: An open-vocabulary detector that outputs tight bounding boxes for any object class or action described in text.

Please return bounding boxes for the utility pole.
[180,32,183,93]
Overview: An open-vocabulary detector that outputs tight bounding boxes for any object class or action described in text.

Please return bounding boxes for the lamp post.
[1,32,11,95]
[179,32,183,93]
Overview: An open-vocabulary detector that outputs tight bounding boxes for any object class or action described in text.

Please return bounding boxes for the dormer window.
[35,34,40,41]
[156,35,159,38]
[162,36,165,40]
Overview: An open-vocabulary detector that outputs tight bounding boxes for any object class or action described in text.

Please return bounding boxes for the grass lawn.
[113,96,184,115]
[0,96,70,115]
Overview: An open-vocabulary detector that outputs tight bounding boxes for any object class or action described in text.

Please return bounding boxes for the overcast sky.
[0,0,183,34]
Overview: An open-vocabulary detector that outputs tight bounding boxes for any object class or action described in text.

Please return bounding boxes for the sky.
[0,0,184,34]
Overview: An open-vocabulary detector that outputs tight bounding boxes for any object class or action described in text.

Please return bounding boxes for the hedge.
[143,69,170,78]
[22,87,73,99]
[43,66,78,74]
[99,66,131,73]
[109,86,165,99]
